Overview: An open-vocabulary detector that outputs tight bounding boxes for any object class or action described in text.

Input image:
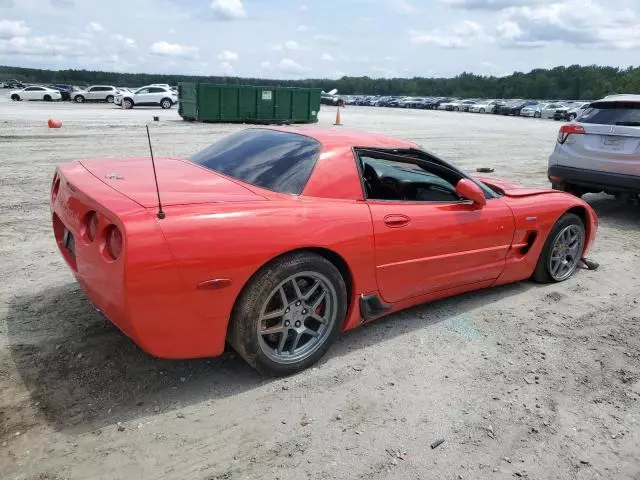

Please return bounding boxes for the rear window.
[579,101,640,126]
[190,129,322,195]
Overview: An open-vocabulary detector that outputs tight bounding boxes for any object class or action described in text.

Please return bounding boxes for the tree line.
[2,64,639,100]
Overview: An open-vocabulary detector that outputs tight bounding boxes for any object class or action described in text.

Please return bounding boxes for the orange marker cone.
[334,106,342,126]
[48,119,62,128]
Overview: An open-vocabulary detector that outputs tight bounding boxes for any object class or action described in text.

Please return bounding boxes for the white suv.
[548,94,640,201]
[73,85,119,103]
[115,85,178,109]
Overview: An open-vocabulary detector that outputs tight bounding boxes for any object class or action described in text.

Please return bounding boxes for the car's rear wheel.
[43,94,52,101]
[106,95,114,103]
[11,94,20,101]
[534,111,541,118]
[228,252,347,376]
[160,98,172,109]
[533,213,585,283]
[74,95,85,103]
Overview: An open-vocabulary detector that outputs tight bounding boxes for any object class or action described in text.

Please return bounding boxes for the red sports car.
[50,127,598,375]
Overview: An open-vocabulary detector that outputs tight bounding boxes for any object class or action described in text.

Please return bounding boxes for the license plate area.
[600,136,625,151]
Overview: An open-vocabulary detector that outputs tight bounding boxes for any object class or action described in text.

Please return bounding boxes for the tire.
[122,98,133,109]
[534,112,541,118]
[160,98,172,109]
[532,213,585,283]
[43,94,52,101]
[569,113,577,121]
[74,95,85,103]
[106,95,114,103]
[11,94,20,101]
[480,108,485,113]
[228,252,347,376]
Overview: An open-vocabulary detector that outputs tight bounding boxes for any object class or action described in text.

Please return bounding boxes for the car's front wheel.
[11,94,20,101]
[74,95,85,103]
[160,98,172,109]
[534,111,541,118]
[533,213,585,283]
[122,98,134,109]
[228,252,347,376]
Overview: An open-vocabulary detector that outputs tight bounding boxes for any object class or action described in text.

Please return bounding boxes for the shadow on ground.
[5,196,636,434]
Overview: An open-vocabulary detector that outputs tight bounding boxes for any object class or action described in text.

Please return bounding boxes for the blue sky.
[0,0,639,79]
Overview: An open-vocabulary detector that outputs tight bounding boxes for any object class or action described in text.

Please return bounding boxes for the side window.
[24,87,35,91]
[136,88,150,94]
[149,87,165,93]
[359,156,461,202]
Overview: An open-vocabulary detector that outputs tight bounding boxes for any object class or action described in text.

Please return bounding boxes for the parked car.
[48,84,75,101]
[2,79,24,89]
[563,102,590,121]
[438,99,460,111]
[115,85,178,109]
[73,85,120,103]
[539,102,566,119]
[548,94,640,200]
[50,127,597,375]
[9,85,62,101]
[521,103,542,118]
[469,100,498,113]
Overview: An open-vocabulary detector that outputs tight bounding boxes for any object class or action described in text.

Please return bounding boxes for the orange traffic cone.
[48,119,62,128]
[334,106,342,126]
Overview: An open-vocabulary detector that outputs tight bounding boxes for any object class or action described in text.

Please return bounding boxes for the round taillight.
[105,225,123,260]
[84,211,98,242]
[51,176,60,203]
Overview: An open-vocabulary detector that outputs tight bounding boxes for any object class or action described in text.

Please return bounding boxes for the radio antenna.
[146,125,165,219]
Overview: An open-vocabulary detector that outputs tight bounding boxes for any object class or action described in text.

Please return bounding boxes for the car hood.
[79,157,268,207]
[475,176,560,198]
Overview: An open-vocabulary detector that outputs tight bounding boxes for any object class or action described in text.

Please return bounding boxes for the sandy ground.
[1,97,639,480]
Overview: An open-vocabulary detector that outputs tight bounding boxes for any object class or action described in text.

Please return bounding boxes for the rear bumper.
[548,165,640,194]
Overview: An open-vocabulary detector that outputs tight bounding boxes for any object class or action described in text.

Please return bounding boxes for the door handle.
[384,214,410,228]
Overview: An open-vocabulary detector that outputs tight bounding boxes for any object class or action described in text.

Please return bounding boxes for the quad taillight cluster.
[82,211,123,261]
[557,124,585,144]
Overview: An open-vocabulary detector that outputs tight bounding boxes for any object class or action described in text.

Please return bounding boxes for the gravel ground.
[1,98,639,480]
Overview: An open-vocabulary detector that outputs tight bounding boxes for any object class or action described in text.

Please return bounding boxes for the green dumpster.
[178,83,320,124]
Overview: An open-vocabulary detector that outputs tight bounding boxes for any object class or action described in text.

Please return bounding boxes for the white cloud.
[112,34,136,50]
[0,20,30,39]
[442,0,554,10]
[390,0,415,13]
[411,20,488,48]
[211,0,246,20]
[277,58,310,75]
[321,53,334,61]
[219,61,234,74]
[260,60,271,68]
[85,22,104,33]
[285,40,300,50]
[0,35,90,56]
[313,34,339,45]
[497,0,640,49]
[150,41,198,57]
[297,25,308,32]
[218,50,238,61]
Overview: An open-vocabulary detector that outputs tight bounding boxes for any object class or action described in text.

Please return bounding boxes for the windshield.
[579,101,640,126]
[190,129,322,195]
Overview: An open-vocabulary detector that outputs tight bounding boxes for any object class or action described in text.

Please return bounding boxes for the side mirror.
[456,178,486,207]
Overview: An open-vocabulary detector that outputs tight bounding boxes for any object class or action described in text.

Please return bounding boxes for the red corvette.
[50,127,598,375]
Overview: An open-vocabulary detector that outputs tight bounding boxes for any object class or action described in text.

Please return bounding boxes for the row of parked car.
[4,83,179,109]
[343,95,590,121]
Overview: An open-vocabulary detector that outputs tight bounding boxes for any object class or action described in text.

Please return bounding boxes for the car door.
[359,152,515,304]
[133,87,151,105]
[22,87,37,100]
[147,87,165,105]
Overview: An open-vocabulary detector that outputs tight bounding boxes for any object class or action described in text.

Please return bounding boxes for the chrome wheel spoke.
[303,280,321,300]
[303,328,320,338]
[311,291,326,310]
[276,330,288,355]
[261,309,285,321]
[261,325,283,336]
[291,278,303,300]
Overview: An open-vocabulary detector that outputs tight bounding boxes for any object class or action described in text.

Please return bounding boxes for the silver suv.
[73,85,119,103]
[548,94,640,201]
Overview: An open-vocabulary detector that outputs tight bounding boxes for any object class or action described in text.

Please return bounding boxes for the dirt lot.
[1,98,639,480]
